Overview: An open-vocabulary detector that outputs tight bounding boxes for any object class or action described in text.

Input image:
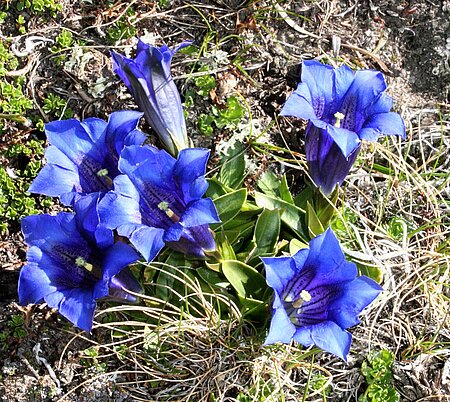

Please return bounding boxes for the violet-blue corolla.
[262,228,382,361]
[281,60,406,195]
[111,39,191,156]
[18,198,142,333]
[98,145,220,261]
[29,110,146,206]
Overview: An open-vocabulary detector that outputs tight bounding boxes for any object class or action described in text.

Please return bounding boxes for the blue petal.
[28,146,80,200]
[304,228,357,288]
[301,61,336,119]
[293,326,315,347]
[45,119,100,164]
[310,321,352,361]
[108,267,143,303]
[263,293,297,345]
[80,118,107,143]
[73,193,105,244]
[21,213,85,250]
[365,92,393,115]
[305,125,360,195]
[262,254,304,295]
[321,124,361,158]
[46,287,96,333]
[333,64,355,103]
[280,83,317,120]
[179,198,220,227]
[359,112,406,141]
[337,69,387,132]
[328,276,382,328]
[98,178,141,230]
[93,242,140,299]
[174,148,210,202]
[105,110,145,152]
[18,257,56,305]
[119,145,176,190]
[125,225,165,262]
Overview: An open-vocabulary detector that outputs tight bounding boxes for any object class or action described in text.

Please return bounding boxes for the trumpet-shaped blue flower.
[111,39,191,156]
[18,200,142,333]
[98,145,220,261]
[262,228,382,361]
[29,110,146,206]
[281,60,406,195]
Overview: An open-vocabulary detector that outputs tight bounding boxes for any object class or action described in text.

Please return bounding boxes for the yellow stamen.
[334,112,345,128]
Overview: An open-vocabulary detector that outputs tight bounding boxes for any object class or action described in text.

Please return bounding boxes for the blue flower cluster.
[18,37,405,362]
[19,42,219,333]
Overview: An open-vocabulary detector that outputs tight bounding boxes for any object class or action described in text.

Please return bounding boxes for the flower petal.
[263,293,297,345]
[328,276,382,328]
[46,287,96,333]
[305,228,357,288]
[174,148,210,202]
[310,321,352,361]
[359,112,406,141]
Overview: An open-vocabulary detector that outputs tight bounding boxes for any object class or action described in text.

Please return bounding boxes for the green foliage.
[43,92,73,118]
[0,80,33,124]
[106,8,137,42]
[52,29,73,51]
[359,349,399,402]
[194,72,217,97]
[0,140,50,234]
[0,42,19,77]
[80,347,107,372]
[16,0,62,15]
[6,314,27,338]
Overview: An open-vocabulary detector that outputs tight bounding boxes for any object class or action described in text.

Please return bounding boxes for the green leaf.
[219,141,246,189]
[206,177,229,199]
[221,260,266,300]
[254,209,281,252]
[289,238,308,255]
[356,261,383,283]
[257,169,280,197]
[216,231,237,260]
[279,174,294,203]
[197,267,229,289]
[254,192,306,239]
[212,188,247,227]
[306,201,325,237]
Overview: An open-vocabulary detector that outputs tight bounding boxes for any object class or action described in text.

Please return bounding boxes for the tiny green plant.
[106,7,137,42]
[43,92,73,119]
[359,349,400,402]
[7,314,28,338]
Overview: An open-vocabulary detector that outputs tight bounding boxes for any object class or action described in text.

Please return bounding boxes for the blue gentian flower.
[18,201,142,333]
[111,39,191,156]
[29,110,146,206]
[98,145,220,261]
[262,228,382,361]
[281,60,406,195]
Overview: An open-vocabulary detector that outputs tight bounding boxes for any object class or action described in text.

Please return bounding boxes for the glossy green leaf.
[306,201,325,237]
[254,192,306,239]
[206,176,230,199]
[254,209,281,251]
[219,141,246,189]
[356,261,383,284]
[197,267,229,289]
[221,260,266,300]
[289,238,308,255]
[279,174,294,203]
[212,188,247,227]
[257,169,280,197]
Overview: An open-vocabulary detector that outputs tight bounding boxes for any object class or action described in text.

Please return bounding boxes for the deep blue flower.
[111,39,191,156]
[281,60,406,195]
[262,228,382,361]
[98,145,220,261]
[29,110,146,206]
[18,199,142,333]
